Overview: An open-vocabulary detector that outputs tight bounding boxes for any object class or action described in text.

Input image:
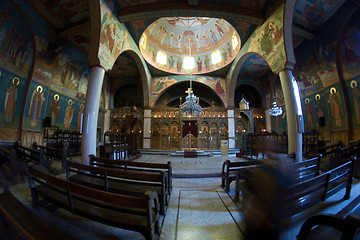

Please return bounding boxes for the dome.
[139,17,241,75]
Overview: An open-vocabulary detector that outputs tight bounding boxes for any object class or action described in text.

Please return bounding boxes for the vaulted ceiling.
[27,0,346,79]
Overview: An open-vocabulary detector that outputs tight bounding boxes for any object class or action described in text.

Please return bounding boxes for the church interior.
[1,0,360,239]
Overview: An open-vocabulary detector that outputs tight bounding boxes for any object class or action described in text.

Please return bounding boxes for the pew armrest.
[297,213,360,240]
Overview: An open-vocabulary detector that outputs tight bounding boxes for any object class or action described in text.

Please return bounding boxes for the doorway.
[182,121,198,137]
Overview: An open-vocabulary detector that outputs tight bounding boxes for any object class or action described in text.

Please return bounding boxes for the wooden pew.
[317,142,344,172]
[29,165,161,240]
[234,156,321,201]
[297,194,360,240]
[66,160,169,215]
[32,142,68,173]
[0,170,76,240]
[221,159,260,192]
[9,141,49,182]
[90,154,173,193]
[12,141,49,167]
[240,160,354,224]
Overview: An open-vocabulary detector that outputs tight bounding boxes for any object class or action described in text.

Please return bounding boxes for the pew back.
[90,154,172,192]
[29,165,160,240]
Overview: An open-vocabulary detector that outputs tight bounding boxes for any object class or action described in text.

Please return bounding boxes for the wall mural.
[294,2,360,140]
[248,5,285,73]
[0,1,33,133]
[293,0,345,31]
[151,75,226,96]
[99,6,131,70]
[50,61,89,101]
[0,1,91,132]
[300,84,346,133]
[99,0,152,87]
[139,17,241,75]
[0,69,26,128]
[23,81,48,129]
[238,53,270,78]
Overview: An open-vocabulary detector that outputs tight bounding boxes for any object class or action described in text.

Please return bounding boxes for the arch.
[227,52,269,107]
[120,50,150,107]
[234,83,265,110]
[153,80,225,108]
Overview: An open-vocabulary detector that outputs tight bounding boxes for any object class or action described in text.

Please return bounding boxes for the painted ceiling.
[139,17,241,75]
[27,0,347,79]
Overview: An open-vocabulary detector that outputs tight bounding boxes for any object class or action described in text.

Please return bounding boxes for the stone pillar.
[81,66,105,165]
[279,69,303,162]
[143,109,151,149]
[103,109,110,134]
[227,109,235,152]
[265,109,271,132]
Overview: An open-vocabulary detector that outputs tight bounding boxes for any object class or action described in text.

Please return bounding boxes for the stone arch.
[228,52,269,107]
[153,80,225,108]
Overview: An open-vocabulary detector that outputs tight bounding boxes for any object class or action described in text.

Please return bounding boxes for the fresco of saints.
[154,77,165,93]
[29,85,44,127]
[221,47,227,65]
[77,71,88,100]
[64,99,74,129]
[176,35,182,52]
[195,34,201,51]
[315,94,325,122]
[107,22,117,53]
[5,77,19,123]
[197,57,202,72]
[205,55,210,70]
[49,94,60,126]
[329,87,342,127]
[215,23,225,37]
[168,56,174,70]
[0,27,15,63]
[350,80,360,123]
[202,35,211,49]
[169,32,175,48]
[304,98,314,129]
[177,57,182,73]
[215,79,225,95]
[209,29,218,45]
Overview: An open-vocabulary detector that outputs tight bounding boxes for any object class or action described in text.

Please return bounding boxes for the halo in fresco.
[36,85,43,93]
[351,80,357,88]
[140,17,241,75]
[330,87,337,94]
[12,77,20,85]
[315,94,321,100]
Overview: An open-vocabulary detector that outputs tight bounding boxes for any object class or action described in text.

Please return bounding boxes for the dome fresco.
[139,17,241,75]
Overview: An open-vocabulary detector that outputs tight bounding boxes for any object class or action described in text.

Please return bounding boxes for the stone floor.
[2,154,360,240]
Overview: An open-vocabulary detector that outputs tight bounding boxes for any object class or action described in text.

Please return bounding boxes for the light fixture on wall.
[180,18,202,116]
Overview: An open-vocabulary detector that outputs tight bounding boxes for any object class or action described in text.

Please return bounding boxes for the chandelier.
[180,20,202,116]
[269,100,283,117]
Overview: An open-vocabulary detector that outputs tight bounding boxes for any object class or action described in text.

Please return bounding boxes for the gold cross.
[185,88,193,95]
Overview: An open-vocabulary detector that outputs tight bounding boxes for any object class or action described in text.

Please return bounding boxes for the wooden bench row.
[100,132,139,160]
[2,141,68,183]
[297,194,360,239]
[90,154,173,192]
[0,170,76,240]
[66,160,170,215]
[240,160,354,223]
[233,156,321,201]
[29,165,161,240]
[221,159,260,192]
